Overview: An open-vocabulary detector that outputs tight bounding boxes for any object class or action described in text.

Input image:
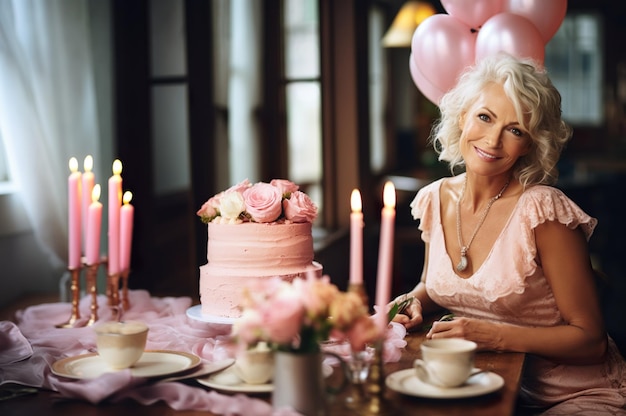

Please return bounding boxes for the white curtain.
[0,0,100,277]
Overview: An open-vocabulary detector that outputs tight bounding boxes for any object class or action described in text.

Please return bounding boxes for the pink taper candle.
[68,157,82,269]
[81,155,95,251]
[108,159,123,275]
[375,181,396,330]
[349,189,363,285]
[119,191,134,272]
[86,184,102,265]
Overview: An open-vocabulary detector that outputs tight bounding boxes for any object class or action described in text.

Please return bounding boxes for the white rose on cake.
[218,191,246,222]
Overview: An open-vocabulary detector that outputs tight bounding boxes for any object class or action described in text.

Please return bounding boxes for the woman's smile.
[473,146,501,161]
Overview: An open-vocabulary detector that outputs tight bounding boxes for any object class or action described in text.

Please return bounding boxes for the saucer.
[196,365,273,393]
[196,360,334,394]
[385,368,504,399]
[186,305,235,325]
[51,350,201,380]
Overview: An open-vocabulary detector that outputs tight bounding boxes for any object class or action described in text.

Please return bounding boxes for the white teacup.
[95,321,149,369]
[414,338,477,388]
[234,342,274,384]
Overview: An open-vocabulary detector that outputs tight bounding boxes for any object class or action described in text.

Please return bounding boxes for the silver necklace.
[455,176,511,272]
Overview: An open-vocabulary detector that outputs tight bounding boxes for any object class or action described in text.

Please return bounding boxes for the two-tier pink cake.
[196,179,322,319]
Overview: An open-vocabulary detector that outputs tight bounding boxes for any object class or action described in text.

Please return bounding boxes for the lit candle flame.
[84,155,93,172]
[69,157,78,173]
[92,184,101,203]
[123,191,133,205]
[350,189,362,213]
[112,159,123,176]
[383,181,396,209]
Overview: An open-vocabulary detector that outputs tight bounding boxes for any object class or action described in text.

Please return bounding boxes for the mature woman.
[392,54,626,414]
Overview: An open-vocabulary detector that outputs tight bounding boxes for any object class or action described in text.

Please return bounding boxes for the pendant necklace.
[455,175,511,272]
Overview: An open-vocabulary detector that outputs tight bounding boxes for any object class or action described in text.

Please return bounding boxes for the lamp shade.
[382,1,436,48]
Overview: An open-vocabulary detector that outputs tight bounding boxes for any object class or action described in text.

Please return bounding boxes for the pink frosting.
[200,221,322,318]
[206,222,315,274]
[200,263,323,318]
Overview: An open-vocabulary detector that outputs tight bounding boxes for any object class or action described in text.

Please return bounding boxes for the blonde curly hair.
[431,53,572,186]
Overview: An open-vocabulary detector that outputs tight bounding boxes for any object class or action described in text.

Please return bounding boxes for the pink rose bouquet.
[232,274,381,353]
[197,179,318,224]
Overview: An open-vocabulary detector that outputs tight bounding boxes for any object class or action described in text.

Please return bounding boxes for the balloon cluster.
[410,0,567,104]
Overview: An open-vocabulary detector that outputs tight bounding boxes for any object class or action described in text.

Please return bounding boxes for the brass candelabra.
[121,268,130,311]
[106,272,120,307]
[56,256,131,328]
[56,266,82,328]
[85,262,100,326]
[56,257,103,328]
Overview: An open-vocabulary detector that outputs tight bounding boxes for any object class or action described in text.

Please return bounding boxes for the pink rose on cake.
[270,179,299,195]
[243,183,283,223]
[283,191,317,223]
[197,178,317,224]
[197,199,218,220]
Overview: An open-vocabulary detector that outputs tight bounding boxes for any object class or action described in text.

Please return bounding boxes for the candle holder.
[56,266,82,328]
[121,269,130,310]
[359,338,393,415]
[85,262,100,326]
[107,273,120,307]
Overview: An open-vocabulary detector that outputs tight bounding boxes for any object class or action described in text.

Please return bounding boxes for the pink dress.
[411,177,626,415]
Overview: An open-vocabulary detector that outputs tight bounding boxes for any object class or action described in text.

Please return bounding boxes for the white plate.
[196,364,273,393]
[385,368,504,399]
[196,361,334,394]
[160,358,235,383]
[51,350,202,380]
[186,304,236,325]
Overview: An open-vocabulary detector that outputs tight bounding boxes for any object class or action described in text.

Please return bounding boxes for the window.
[545,13,603,126]
[149,0,191,196]
[368,5,388,174]
[283,0,323,213]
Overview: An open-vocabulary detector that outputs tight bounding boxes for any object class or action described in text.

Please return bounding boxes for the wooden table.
[0,298,525,416]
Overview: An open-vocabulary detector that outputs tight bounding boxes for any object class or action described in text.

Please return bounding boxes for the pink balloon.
[506,0,567,42]
[409,53,445,105]
[475,13,545,64]
[411,14,477,93]
[441,0,505,29]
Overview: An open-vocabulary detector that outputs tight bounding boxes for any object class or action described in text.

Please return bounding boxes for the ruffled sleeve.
[409,179,443,243]
[520,185,597,240]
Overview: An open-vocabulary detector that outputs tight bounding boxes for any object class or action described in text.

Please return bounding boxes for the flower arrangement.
[196,179,317,224]
[232,274,381,354]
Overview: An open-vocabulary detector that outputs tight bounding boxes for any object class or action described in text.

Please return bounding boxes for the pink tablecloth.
[0,290,406,415]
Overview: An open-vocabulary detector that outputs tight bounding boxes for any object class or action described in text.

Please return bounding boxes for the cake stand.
[186,304,236,325]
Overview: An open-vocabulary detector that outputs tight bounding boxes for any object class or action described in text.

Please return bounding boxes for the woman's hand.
[389,295,424,331]
[426,316,501,351]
